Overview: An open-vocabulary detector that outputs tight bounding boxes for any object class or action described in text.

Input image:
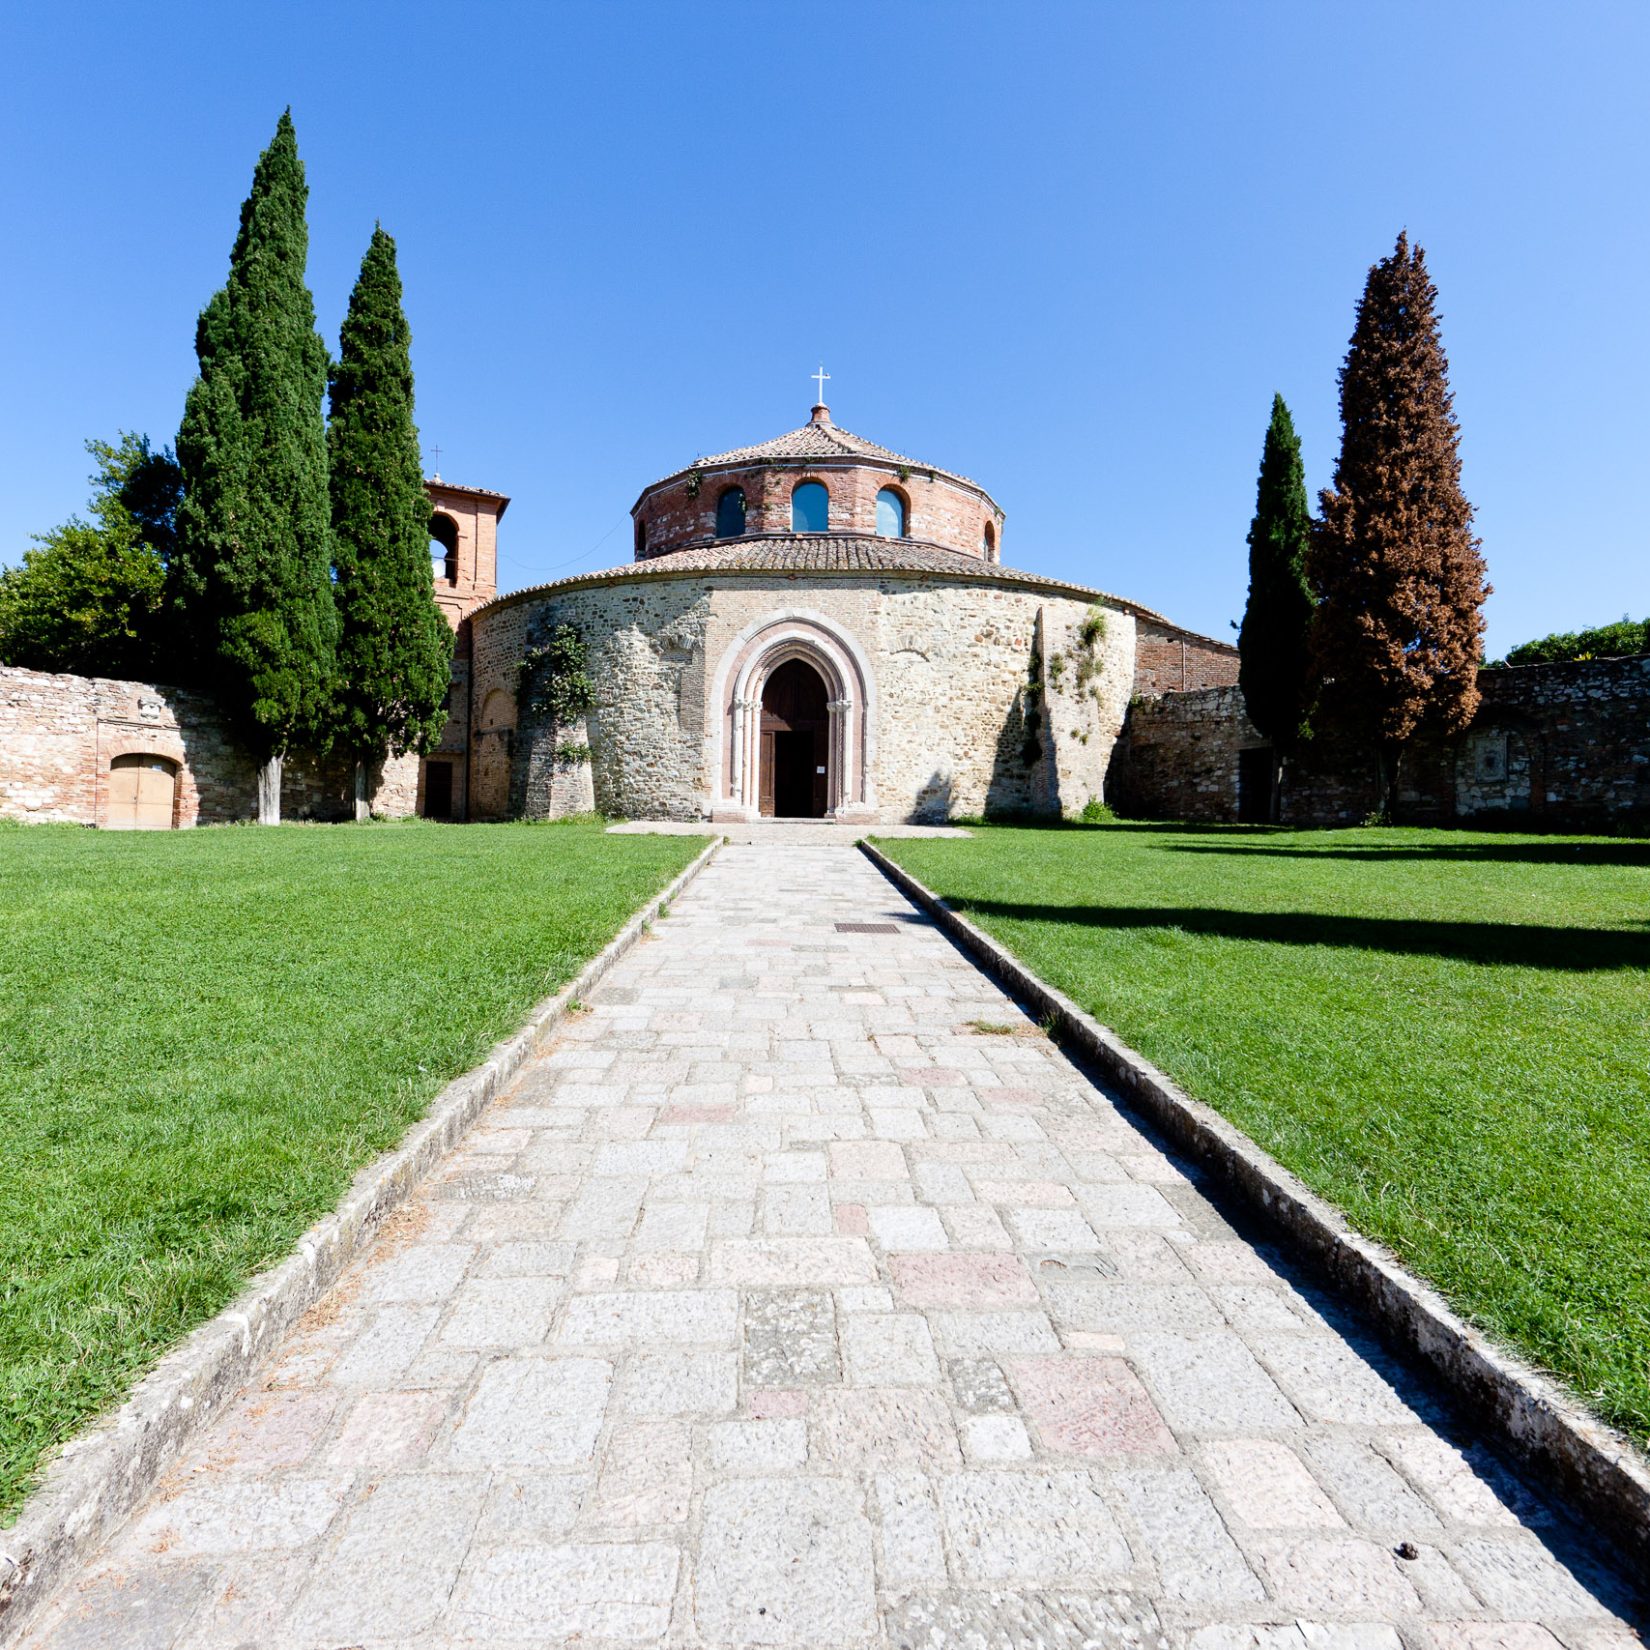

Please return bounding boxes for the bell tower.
[427,478,509,629]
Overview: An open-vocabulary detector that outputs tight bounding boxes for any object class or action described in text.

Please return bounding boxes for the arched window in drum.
[716,485,747,538]
[875,487,907,538]
[790,481,828,533]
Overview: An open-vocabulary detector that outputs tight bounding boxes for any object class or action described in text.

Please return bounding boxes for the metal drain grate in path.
[835,922,901,934]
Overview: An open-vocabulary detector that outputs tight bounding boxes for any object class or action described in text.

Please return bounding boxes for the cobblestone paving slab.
[18,845,1643,1648]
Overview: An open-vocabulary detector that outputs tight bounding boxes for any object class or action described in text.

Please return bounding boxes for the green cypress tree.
[173,110,336,822]
[327,226,453,814]
[1236,394,1315,814]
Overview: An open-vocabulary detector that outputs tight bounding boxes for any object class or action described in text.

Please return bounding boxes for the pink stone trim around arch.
[709,610,877,821]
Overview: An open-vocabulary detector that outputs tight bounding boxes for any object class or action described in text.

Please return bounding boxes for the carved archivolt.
[708,610,877,818]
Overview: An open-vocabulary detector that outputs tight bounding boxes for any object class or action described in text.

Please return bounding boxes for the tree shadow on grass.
[952,898,1650,972]
[1163,841,1650,869]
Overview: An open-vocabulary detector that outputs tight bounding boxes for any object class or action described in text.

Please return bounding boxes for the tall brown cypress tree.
[1309,232,1490,816]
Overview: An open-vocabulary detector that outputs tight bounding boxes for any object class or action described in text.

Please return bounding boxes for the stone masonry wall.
[467,575,1135,823]
[1113,655,1650,828]
[0,665,419,827]
[417,638,472,821]
[1109,684,1260,822]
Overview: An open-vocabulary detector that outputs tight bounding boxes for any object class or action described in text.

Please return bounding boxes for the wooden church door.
[759,730,777,816]
[758,660,829,818]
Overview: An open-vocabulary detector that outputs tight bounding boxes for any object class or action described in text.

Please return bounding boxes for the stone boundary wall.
[1109,683,1259,821]
[0,665,418,827]
[860,841,1650,1569]
[1113,655,1650,828]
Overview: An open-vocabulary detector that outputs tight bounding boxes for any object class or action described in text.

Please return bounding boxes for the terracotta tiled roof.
[425,478,511,513]
[638,414,992,501]
[473,534,1187,634]
[698,421,981,487]
[636,535,1001,577]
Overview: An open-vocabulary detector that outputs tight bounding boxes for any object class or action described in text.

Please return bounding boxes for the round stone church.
[419,401,1236,824]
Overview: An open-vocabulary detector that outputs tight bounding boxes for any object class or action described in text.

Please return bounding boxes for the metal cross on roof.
[812,365,830,405]
[429,444,443,478]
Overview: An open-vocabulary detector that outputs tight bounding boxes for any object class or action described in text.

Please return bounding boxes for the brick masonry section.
[0,665,419,827]
[630,408,1004,564]
[1132,619,1242,696]
[11,842,1639,1647]
[1113,655,1650,828]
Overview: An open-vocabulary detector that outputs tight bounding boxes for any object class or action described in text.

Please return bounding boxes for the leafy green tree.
[173,110,336,822]
[1495,617,1649,667]
[327,226,453,813]
[1309,232,1490,817]
[1236,394,1315,813]
[0,434,181,678]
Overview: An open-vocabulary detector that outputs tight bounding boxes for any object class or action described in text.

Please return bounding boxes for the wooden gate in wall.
[107,753,178,829]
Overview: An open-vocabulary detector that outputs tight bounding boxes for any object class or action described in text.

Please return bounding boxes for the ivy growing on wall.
[1046,604,1109,707]
[517,623,595,726]
[1075,604,1107,694]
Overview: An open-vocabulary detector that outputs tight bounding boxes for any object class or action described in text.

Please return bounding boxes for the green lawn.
[0,820,699,1519]
[878,824,1650,1444]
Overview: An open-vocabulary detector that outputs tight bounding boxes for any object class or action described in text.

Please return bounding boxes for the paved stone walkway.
[22,845,1641,1649]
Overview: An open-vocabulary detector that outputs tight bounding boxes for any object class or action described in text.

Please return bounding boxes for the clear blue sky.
[4,1,1646,658]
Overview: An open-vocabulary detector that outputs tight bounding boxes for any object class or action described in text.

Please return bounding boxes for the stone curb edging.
[860,838,1650,1567]
[0,835,723,1639]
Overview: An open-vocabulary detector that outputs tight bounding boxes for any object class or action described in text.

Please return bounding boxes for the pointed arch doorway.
[712,611,877,823]
[760,658,828,817]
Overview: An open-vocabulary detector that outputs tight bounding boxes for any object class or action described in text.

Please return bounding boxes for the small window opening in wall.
[716,485,747,538]
[430,513,460,583]
[983,521,997,561]
[635,516,648,556]
[875,487,907,539]
[791,480,828,533]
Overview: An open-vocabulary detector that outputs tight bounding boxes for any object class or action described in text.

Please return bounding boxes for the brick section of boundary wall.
[1112,654,1650,829]
[0,665,419,827]
[1131,618,1240,696]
